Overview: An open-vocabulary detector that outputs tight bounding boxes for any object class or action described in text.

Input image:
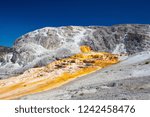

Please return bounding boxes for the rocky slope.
[20,52,150,100]
[0,24,150,79]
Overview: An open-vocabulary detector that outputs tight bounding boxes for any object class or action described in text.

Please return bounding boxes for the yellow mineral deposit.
[0,46,119,99]
[80,45,91,53]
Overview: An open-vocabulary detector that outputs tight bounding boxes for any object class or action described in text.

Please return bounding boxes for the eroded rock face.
[124,33,150,54]
[81,24,150,53]
[0,24,150,79]
[0,46,14,65]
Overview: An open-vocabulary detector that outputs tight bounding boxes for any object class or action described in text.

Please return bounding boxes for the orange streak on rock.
[0,46,119,100]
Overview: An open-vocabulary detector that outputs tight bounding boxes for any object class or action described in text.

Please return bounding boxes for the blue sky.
[0,0,150,47]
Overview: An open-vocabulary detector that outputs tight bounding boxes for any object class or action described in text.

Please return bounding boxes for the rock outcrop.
[0,46,14,64]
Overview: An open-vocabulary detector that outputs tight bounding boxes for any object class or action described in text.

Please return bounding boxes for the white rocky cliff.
[0,24,150,99]
[0,24,150,80]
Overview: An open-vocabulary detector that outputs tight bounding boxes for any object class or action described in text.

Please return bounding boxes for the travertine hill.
[0,24,150,79]
[0,46,119,99]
